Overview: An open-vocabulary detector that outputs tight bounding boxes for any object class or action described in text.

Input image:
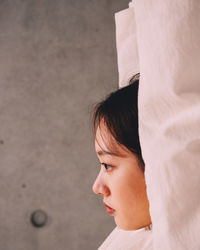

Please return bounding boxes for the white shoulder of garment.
[98,226,153,250]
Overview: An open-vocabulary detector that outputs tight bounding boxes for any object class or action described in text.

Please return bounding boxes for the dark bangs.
[92,75,145,171]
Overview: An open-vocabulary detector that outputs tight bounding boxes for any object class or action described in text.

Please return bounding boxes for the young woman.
[92,75,153,249]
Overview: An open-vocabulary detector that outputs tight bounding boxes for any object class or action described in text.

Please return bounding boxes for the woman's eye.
[102,163,113,171]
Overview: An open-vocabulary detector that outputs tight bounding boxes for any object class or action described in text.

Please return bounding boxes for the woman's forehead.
[95,123,129,157]
[95,124,110,151]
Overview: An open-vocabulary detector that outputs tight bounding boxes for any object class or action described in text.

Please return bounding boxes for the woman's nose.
[92,173,110,196]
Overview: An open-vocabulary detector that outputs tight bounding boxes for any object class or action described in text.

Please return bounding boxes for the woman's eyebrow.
[97,149,126,158]
[97,150,115,156]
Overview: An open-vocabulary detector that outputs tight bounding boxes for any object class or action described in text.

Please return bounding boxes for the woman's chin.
[114,217,141,231]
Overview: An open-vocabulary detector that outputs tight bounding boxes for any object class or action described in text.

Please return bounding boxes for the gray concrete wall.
[0,0,129,250]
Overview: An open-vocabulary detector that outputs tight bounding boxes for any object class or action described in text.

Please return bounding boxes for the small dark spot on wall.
[48,39,53,44]
[22,183,27,188]
[95,28,99,32]
[31,210,48,228]
[0,140,4,144]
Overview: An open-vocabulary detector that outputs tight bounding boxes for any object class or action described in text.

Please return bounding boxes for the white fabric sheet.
[98,226,153,250]
[115,7,139,88]
[115,1,200,249]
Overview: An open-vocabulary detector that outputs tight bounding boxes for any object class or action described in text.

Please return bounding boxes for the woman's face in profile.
[92,122,151,230]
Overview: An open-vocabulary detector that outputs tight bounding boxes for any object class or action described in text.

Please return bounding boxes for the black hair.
[92,74,145,172]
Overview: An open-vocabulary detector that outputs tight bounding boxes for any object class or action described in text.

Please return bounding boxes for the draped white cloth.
[115,7,139,88]
[115,1,200,249]
[98,226,153,250]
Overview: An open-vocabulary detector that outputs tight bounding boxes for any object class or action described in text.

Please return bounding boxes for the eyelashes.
[101,163,113,171]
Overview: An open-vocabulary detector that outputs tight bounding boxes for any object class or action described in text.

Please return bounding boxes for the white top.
[98,225,153,250]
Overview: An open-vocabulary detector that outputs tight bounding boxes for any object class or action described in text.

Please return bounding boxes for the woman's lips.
[103,202,115,215]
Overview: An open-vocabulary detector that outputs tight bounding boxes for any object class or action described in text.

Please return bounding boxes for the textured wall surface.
[0,0,129,250]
